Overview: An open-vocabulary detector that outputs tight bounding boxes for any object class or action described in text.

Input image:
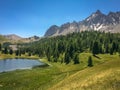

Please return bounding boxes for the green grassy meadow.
[0,53,120,90]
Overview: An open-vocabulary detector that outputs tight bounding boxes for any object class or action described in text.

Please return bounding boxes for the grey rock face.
[44,25,59,36]
[44,10,120,37]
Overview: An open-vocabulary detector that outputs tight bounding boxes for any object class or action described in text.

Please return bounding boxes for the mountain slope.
[0,35,8,42]
[49,57,120,90]
[2,34,40,43]
[4,34,22,41]
[112,24,120,33]
[44,10,120,36]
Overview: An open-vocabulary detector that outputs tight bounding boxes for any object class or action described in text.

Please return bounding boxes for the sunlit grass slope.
[0,53,119,90]
[49,54,120,90]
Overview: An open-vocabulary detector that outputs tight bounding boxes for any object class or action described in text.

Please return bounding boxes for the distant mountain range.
[44,10,120,36]
[4,34,22,41]
[0,34,40,43]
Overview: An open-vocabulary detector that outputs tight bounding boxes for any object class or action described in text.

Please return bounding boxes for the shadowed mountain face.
[44,10,120,37]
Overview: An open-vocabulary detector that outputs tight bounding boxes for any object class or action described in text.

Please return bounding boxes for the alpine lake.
[0,59,47,73]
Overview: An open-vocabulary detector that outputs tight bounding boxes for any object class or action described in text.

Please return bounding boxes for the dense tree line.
[20,31,120,64]
[1,31,120,64]
[0,43,20,56]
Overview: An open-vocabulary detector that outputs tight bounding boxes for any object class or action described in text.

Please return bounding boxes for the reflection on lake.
[0,59,45,72]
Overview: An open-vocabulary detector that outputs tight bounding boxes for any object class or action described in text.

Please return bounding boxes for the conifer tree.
[0,43,1,51]
[73,53,80,64]
[64,52,70,64]
[105,44,109,53]
[92,41,99,55]
[15,50,19,56]
[112,42,116,52]
[88,56,93,67]
[9,49,13,55]
[110,47,113,55]
[4,47,8,54]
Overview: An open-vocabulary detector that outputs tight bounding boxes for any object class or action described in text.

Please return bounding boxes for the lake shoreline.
[0,54,49,73]
[0,53,43,59]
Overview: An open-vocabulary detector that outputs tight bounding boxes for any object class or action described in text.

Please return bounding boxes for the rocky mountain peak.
[108,11,115,15]
[84,10,106,24]
[44,10,120,37]
[95,10,102,14]
[44,25,59,36]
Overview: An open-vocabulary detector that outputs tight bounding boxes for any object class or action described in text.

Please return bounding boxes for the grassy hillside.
[0,53,119,90]
[0,35,8,43]
[49,54,120,90]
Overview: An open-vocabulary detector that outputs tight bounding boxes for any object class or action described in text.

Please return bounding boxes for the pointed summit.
[44,25,59,36]
[95,10,102,14]
[85,10,104,22]
[45,10,120,36]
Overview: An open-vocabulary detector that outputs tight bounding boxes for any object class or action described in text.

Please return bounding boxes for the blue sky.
[0,0,120,37]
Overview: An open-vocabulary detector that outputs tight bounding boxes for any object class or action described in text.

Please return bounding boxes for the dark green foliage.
[20,31,120,64]
[92,41,99,55]
[15,50,19,56]
[73,53,80,64]
[110,48,114,55]
[99,44,103,54]
[111,42,119,53]
[46,47,51,61]
[105,44,109,53]
[118,46,120,56]
[46,54,51,61]
[20,49,26,54]
[88,56,93,67]
[112,42,116,52]
[64,52,70,64]
[53,48,59,62]
[28,52,31,56]
[2,42,11,48]
[19,51,21,56]
[4,47,8,54]
[69,44,74,59]
[9,49,13,55]
[58,42,65,53]
[0,43,1,51]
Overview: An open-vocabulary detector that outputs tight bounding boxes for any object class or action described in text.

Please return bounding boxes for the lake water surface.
[0,59,45,72]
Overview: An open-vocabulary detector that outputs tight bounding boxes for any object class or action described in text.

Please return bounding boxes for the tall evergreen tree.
[46,54,51,61]
[112,42,116,53]
[69,44,74,59]
[64,52,70,64]
[110,47,113,55]
[73,53,80,64]
[88,56,93,67]
[46,47,51,61]
[99,44,103,54]
[15,50,19,56]
[9,49,13,55]
[105,44,109,53]
[118,46,120,56]
[0,43,1,51]
[18,49,21,56]
[92,41,99,55]
[28,52,31,56]
[4,47,8,54]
